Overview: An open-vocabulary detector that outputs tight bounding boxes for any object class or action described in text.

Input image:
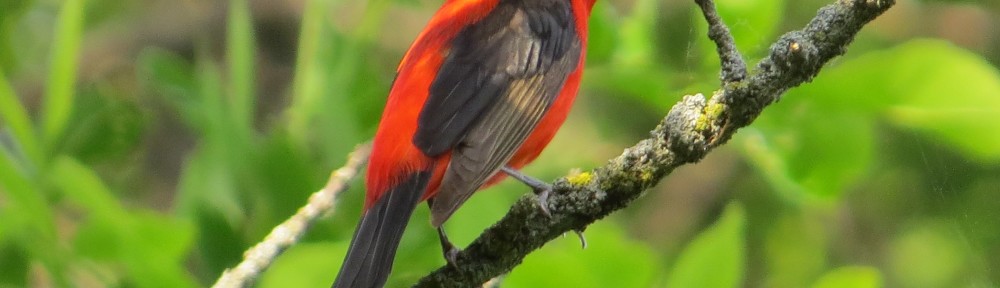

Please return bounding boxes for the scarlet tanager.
[332,0,595,286]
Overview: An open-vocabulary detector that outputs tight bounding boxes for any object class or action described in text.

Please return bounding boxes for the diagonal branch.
[414,0,895,286]
[212,144,371,288]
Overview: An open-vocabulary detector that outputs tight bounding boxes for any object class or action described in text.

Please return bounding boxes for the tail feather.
[332,171,431,288]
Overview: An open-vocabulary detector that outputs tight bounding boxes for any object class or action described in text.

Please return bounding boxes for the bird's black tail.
[332,171,430,288]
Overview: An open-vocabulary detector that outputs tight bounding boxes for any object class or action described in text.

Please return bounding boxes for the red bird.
[333,0,595,286]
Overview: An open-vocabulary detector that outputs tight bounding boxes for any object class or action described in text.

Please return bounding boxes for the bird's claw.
[573,229,587,249]
[501,166,555,218]
[443,246,460,268]
[535,186,552,218]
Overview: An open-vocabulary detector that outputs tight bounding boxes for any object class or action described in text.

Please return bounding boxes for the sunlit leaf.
[882,40,1000,162]
[796,39,1000,162]
[42,0,86,149]
[811,266,882,288]
[125,212,198,288]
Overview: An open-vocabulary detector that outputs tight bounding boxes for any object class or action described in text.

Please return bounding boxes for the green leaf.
[50,156,124,220]
[763,211,829,288]
[0,151,62,285]
[613,0,658,68]
[0,149,56,244]
[42,0,87,149]
[811,266,882,288]
[286,0,331,142]
[665,202,746,288]
[73,219,121,261]
[174,146,243,225]
[881,40,1000,162]
[747,39,1000,201]
[51,156,198,288]
[0,0,35,70]
[226,0,255,138]
[137,48,203,130]
[741,104,874,200]
[145,44,260,276]
[505,220,661,287]
[888,221,967,288]
[584,2,618,65]
[72,213,199,288]
[794,39,1000,162]
[125,212,198,288]
[0,69,41,165]
[0,242,30,287]
[60,89,146,164]
[258,243,350,288]
[174,145,246,275]
[284,0,365,164]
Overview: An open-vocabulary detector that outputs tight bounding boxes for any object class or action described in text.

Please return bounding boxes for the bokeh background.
[2,0,999,287]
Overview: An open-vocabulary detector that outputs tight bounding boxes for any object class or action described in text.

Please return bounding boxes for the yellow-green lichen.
[695,102,727,131]
[640,171,654,182]
[567,172,593,186]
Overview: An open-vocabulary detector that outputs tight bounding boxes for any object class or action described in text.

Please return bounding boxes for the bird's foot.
[436,227,461,268]
[443,246,460,268]
[501,167,553,218]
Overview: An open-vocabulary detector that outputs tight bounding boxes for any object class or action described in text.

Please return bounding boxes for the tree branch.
[414,0,895,286]
[695,0,747,83]
[212,144,371,288]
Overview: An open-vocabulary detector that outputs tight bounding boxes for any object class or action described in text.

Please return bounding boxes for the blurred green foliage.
[1,0,999,287]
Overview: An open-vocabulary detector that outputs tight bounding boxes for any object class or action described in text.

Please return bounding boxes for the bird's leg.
[436,227,460,267]
[427,200,460,267]
[500,167,552,217]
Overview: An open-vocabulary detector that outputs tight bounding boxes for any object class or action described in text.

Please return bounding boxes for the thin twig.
[414,0,895,286]
[212,144,371,288]
[695,0,747,83]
